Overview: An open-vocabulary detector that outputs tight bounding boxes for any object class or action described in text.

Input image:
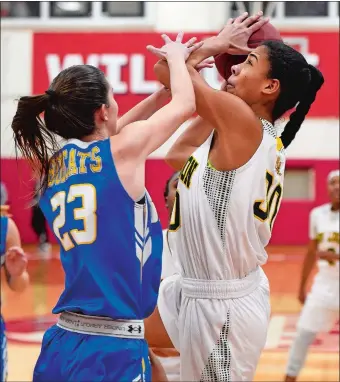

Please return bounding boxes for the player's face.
[328,176,340,206]
[166,176,179,216]
[226,45,280,107]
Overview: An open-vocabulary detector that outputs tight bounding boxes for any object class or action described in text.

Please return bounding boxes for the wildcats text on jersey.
[48,146,102,187]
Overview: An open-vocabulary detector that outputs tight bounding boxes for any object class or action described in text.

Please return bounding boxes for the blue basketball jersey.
[39,138,163,320]
[0,216,8,264]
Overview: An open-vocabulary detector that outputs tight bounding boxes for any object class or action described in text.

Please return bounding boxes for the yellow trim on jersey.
[207,159,216,170]
[276,137,284,151]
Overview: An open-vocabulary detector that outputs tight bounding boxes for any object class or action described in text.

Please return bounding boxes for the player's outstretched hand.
[147,32,203,62]
[5,246,28,278]
[217,11,269,55]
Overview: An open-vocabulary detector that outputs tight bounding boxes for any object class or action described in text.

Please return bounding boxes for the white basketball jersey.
[168,119,285,280]
[309,203,339,278]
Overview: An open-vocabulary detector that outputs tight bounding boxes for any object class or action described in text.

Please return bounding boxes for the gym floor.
[2,245,339,382]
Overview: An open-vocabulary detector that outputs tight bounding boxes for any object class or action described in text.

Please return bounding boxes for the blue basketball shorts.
[33,324,151,382]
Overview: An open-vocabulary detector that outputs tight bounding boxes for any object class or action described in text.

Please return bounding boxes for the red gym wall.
[1,30,338,245]
[1,157,338,245]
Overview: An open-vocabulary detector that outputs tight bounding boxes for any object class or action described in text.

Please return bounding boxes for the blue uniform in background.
[33,138,163,382]
[1,215,9,382]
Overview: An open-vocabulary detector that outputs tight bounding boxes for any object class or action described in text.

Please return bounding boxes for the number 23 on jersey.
[51,183,97,251]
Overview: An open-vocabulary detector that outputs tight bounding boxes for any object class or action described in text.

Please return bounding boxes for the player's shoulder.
[310,203,331,218]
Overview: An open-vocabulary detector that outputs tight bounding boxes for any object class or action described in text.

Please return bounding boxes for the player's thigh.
[297,300,339,333]
[33,325,150,382]
[227,283,271,380]
[178,276,270,381]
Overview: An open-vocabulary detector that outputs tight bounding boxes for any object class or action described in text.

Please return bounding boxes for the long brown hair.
[11,65,110,191]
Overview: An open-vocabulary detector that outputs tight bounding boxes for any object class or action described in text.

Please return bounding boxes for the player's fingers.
[185,37,197,47]
[176,31,184,42]
[234,12,248,24]
[161,34,172,44]
[196,63,214,70]
[146,45,165,58]
[227,44,252,55]
[204,58,215,65]
[248,16,269,33]
[188,41,204,53]
[242,11,263,27]
[226,18,234,25]
[7,246,24,255]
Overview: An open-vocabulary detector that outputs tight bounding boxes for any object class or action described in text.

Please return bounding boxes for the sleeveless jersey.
[39,138,163,320]
[0,216,8,264]
[309,203,339,278]
[168,119,286,280]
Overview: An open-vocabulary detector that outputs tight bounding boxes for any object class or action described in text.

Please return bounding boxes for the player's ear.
[95,104,109,122]
[263,78,280,95]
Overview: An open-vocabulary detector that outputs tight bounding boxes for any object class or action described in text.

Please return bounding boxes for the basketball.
[215,22,282,81]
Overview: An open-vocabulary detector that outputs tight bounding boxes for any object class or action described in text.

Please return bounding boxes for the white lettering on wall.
[130,54,159,94]
[101,54,128,93]
[45,52,223,95]
[45,34,319,96]
[46,54,84,81]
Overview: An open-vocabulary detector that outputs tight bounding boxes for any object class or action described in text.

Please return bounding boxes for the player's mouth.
[226,82,235,92]
[226,79,235,89]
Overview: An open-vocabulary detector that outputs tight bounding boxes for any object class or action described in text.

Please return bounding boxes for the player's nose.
[231,63,241,76]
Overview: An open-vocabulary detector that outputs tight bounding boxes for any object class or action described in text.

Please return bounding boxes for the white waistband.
[182,267,262,299]
[57,311,145,339]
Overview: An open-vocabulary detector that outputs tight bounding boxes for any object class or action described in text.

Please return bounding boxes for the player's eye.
[246,59,253,66]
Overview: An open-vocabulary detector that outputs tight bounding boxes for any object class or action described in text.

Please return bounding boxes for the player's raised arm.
[113,33,202,160]
[165,116,214,170]
[152,13,269,152]
[116,87,170,133]
[165,81,229,171]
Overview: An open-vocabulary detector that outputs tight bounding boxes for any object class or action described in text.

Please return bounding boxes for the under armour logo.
[128,325,142,333]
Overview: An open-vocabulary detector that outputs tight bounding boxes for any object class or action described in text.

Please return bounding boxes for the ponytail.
[280,65,324,148]
[11,94,60,192]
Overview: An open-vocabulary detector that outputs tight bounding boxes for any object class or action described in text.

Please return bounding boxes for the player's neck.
[250,104,274,125]
[81,129,109,143]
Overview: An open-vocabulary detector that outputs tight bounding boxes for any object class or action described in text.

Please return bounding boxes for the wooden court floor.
[2,244,339,382]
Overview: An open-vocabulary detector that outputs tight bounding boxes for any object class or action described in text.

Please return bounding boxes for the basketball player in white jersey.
[284,170,339,382]
[146,12,325,380]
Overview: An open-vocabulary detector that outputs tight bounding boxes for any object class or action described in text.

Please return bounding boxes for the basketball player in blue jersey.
[1,209,29,382]
[11,33,204,381]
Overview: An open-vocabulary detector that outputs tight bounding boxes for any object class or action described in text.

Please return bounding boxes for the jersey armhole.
[276,137,284,151]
